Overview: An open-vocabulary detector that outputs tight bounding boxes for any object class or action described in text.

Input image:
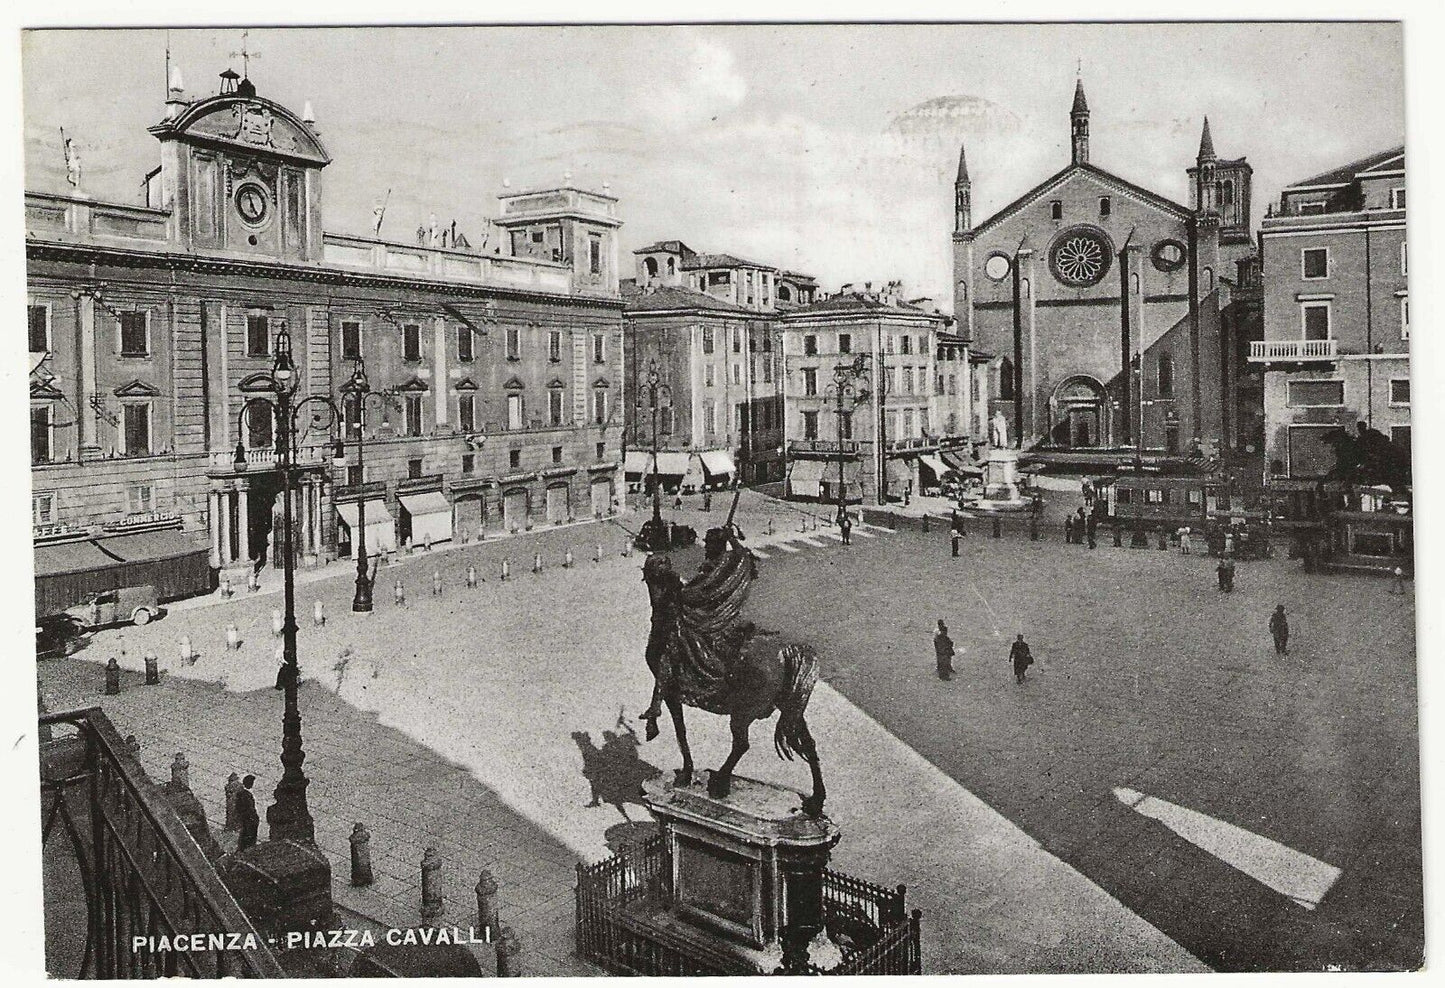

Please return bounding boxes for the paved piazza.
[37,494,1420,974]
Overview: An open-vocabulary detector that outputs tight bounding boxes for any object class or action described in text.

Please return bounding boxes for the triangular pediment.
[972,163,1191,237]
[454,377,478,392]
[504,376,526,391]
[546,377,567,390]
[30,379,63,400]
[114,379,161,398]
[395,376,430,393]
[592,377,611,389]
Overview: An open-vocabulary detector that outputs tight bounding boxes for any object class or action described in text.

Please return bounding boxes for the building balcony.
[206,444,331,474]
[789,438,861,457]
[1248,339,1338,363]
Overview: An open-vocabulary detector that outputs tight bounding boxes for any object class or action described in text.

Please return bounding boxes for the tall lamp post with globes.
[338,356,398,612]
[232,323,346,843]
[825,360,870,525]
[637,358,672,551]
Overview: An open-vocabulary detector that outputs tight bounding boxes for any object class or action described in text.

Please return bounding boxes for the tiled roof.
[781,293,940,319]
[620,283,754,315]
[1286,146,1405,190]
[634,240,695,257]
[681,252,775,271]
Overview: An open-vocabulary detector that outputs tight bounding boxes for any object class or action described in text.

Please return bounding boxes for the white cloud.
[637,30,747,131]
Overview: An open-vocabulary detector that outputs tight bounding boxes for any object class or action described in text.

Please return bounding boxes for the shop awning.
[788,459,826,498]
[335,498,397,554]
[657,452,692,476]
[885,458,915,487]
[940,450,984,476]
[399,491,454,546]
[624,450,654,475]
[700,450,737,478]
[918,454,949,480]
[34,540,124,579]
[99,530,210,564]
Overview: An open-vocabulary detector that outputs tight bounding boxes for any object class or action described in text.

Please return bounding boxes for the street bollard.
[247,570,260,593]
[466,565,478,588]
[104,657,121,695]
[921,515,930,533]
[424,534,433,553]
[313,601,326,627]
[533,552,543,575]
[179,635,194,664]
[220,574,233,598]
[563,549,573,569]
[224,773,241,831]
[432,570,442,596]
[420,847,444,920]
[226,623,240,651]
[171,752,190,790]
[394,581,405,607]
[501,558,511,581]
[594,543,603,564]
[475,869,499,934]
[1113,524,1123,548]
[992,516,1002,539]
[767,518,774,536]
[271,608,284,637]
[350,823,374,887]
[495,925,519,977]
[144,653,160,686]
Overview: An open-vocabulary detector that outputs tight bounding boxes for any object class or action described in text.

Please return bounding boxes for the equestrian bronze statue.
[640,522,827,817]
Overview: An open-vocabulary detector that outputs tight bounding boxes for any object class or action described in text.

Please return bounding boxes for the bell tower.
[1070,77,1090,166]
[954,142,972,233]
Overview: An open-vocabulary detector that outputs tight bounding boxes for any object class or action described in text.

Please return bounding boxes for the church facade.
[953,80,1259,460]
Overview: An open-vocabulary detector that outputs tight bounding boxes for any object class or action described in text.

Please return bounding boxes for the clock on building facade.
[235,183,270,226]
[1048,225,1113,287]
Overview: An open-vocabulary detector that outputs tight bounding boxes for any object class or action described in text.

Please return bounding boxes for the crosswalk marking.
[818,531,843,541]
[774,542,801,553]
[796,534,826,546]
[750,548,771,559]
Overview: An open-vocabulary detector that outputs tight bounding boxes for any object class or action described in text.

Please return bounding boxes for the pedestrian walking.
[1179,526,1192,554]
[1390,565,1407,595]
[1269,604,1289,655]
[235,774,259,851]
[1009,634,1034,684]
[1064,516,1074,544]
[934,620,955,681]
[950,510,966,557]
[703,491,712,512]
[839,511,852,546]
[1223,557,1236,592]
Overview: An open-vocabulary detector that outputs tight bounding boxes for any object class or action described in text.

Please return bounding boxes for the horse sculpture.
[639,525,826,817]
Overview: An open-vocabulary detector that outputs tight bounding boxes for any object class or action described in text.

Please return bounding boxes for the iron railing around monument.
[575,833,921,976]
[39,707,285,979]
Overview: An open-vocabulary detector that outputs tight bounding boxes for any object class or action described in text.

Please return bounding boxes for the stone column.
[209,491,222,568]
[236,486,250,563]
[433,316,449,427]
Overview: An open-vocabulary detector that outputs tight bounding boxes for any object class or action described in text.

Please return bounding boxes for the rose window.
[1048,227,1113,287]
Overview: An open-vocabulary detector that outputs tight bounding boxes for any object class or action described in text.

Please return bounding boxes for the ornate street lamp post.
[825,362,870,525]
[339,357,397,612]
[637,358,671,551]
[232,324,345,843]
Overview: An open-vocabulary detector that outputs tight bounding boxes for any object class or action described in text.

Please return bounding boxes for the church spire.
[954,141,972,233]
[1197,116,1216,162]
[956,141,970,183]
[1070,77,1090,165]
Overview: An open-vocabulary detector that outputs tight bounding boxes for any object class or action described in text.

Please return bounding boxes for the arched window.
[999,357,1016,400]
[777,284,791,302]
[1020,278,1031,299]
[1131,273,1140,295]
[667,257,676,276]
[644,257,658,278]
[1220,180,1234,206]
[957,280,967,304]
[1157,352,1174,397]
[1203,266,1214,292]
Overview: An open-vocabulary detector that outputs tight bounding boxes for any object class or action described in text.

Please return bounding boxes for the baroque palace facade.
[27,69,624,576]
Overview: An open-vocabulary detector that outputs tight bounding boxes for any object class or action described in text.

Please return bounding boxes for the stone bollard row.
[420,846,444,919]
[104,657,121,695]
[495,925,520,977]
[432,570,443,596]
[350,823,374,886]
[144,653,160,686]
[466,565,479,588]
[394,581,406,606]
[226,623,241,651]
[314,601,326,627]
[475,868,499,933]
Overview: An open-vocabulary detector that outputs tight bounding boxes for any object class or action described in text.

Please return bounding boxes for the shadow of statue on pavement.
[571,711,663,823]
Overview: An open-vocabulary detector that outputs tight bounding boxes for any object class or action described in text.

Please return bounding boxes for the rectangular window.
[838,333,851,354]
[901,336,912,355]
[347,464,364,487]
[403,324,422,362]
[1099,196,1111,217]
[128,483,154,515]
[28,304,49,352]
[593,333,606,364]
[1301,302,1331,341]
[1302,248,1329,280]
[408,458,423,480]
[705,365,715,388]
[588,234,603,276]
[761,332,772,353]
[903,368,914,394]
[1146,489,1164,504]
[804,335,818,356]
[506,327,521,361]
[549,388,564,426]
[732,364,741,385]
[704,401,716,435]
[344,394,362,439]
[122,403,151,456]
[247,406,274,449]
[404,395,423,437]
[462,453,475,474]
[1298,201,1326,215]
[1401,297,1410,341]
[457,325,474,363]
[1390,378,1410,406]
[458,394,475,432]
[763,360,773,384]
[803,368,818,396]
[120,311,150,357]
[732,327,742,353]
[32,491,56,527]
[903,408,915,436]
[31,405,52,464]
[552,445,563,465]
[1390,188,1406,210]
[1117,488,1132,505]
[507,393,524,430]
[509,449,521,469]
[596,441,606,461]
[885,335,895,355]
[549,330,562,362]
[592,389,608,425]
[1287,380,1345,407]
[341,320,362,361]
[246,314,269,357]
[1401,241,1408,276]
[802,410,818,440]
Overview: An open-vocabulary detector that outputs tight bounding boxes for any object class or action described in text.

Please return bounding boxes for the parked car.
[64,585,161,629]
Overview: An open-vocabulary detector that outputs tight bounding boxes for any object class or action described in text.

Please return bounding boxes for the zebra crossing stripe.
[774,542,801,553]
[818,531,844,541]
[751,548,771,559]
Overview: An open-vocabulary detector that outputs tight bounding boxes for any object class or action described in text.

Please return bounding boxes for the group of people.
[933,622,1035,685]
[1064,505,1098,549]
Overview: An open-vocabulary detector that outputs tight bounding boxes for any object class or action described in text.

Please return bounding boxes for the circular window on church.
[235,183,270,227]
[984,252,1012,282]
[1048,226,1113,287]
[1152,239,1187,272]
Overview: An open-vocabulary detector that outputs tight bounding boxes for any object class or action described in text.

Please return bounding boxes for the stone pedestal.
[225,839,333,936]
[976,447,1028,511]
[642,773,842,973]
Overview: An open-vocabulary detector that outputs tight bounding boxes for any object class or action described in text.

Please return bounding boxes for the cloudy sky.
[22,23,1404,304]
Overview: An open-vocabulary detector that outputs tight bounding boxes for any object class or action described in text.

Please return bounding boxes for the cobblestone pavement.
[38,509,1209,975]
[742,524,1423,972]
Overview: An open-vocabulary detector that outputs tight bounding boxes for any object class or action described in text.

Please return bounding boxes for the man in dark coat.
[1216,558,1229,592]
[1269,605,1289,655]
[1223,557,1236,592]
[1086,512,1098,549]
[1064,516,1074,544]
[1009,634,1033,684]
[934,620,955,681]
[950,511,966,557]
[839,511,852,546]
[235,774,259,851]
